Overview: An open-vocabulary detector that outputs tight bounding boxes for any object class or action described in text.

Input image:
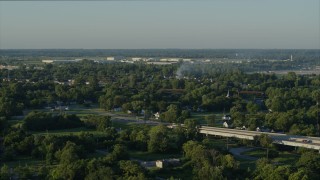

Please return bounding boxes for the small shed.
[223,122,229,128]
[156,159,180,169]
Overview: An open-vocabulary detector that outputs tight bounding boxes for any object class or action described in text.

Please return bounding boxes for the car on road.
[302,139,312,143]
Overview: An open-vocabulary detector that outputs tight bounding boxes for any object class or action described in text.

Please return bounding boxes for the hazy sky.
[0,1,319,49]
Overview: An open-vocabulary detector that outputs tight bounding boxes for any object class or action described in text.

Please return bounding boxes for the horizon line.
[1,48,319,50]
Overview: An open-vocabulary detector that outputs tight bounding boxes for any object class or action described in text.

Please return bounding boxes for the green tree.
[197,164,224,180]
[183,141,207,165]
[273,166,291,180]
[296,151,320,172]
[232,112,245,127]
[288,169,310,180]
[0,117,7,133]
[122,103,133,113]
[148,125,170,153]
[14,165,33,179]
[162,104,181,123]
[119,160,146,179]
[50,160,86,180]
[0,97,21,118]
[253,158,273,180]
[259,134,273,159]
[0,164,10,180]
[181,110,191,120]
[135,130,148,151]
[84,115,111,131]
[99,96,113,111]
[109,144,129,161]
[45,143,55,165]
[221,154,239,169]
[55,141,81,164]
[268,96,285,112]
[157,101,167,112]
[131,101,144,114]
[205,114,215,126]
[184,119,199,140]
[246,101,260,114]
[85,167,114,180]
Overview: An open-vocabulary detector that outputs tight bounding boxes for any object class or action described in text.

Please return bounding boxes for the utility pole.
[7,69,10,81]
[226,137,229,150]
[144,98,146,124]
[317,100,320,137]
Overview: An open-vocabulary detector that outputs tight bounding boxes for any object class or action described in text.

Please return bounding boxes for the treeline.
[2,124,320,179]
[23,112,83,131]
[1,49,319,60]
[1,118,239,179]
[1,117,201,179]
[0,61,320,135]
[253,153,320,179]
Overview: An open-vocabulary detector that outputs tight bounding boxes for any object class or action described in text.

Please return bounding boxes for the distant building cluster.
[40,56,268,66]
[41,57,196,65]
[42,59,82,63]
[0,65,19,70]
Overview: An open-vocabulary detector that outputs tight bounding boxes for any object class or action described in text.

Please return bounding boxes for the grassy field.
[0,156,46,168]
[235,158,257,170]
[242,148,300,165]
[31,127,107,136]
[29,120,139,137]
[272,151,300,165]
[242,148,266,158]
[189,112,225,127]
[235,150,300,172]
[203,136,239,151]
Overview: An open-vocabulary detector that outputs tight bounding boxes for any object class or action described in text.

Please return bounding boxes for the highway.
[199,126,320,151]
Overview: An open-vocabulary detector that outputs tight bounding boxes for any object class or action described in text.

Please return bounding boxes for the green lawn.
[235,158,257,170]
[7,119,22,126]
[242,148,266,158]
[203,137,239,151]
[1,156,46,168]
[112,121,149,130]
[112,121,131,129]
[242,148,300,165]
[189,112,225,127]
[272,151,300,165]
[28,119,144,137]
[31,127,106,137]
[190,112,213,124]
[23,104,139,135]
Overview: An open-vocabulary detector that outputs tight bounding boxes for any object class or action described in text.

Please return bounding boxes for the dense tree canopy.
[1,51,319,179]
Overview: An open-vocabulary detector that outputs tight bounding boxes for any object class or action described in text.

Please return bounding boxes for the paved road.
[200,126,320,151]
[64,106,169,126]
[24,106,169,126]
[87,109,171,126]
